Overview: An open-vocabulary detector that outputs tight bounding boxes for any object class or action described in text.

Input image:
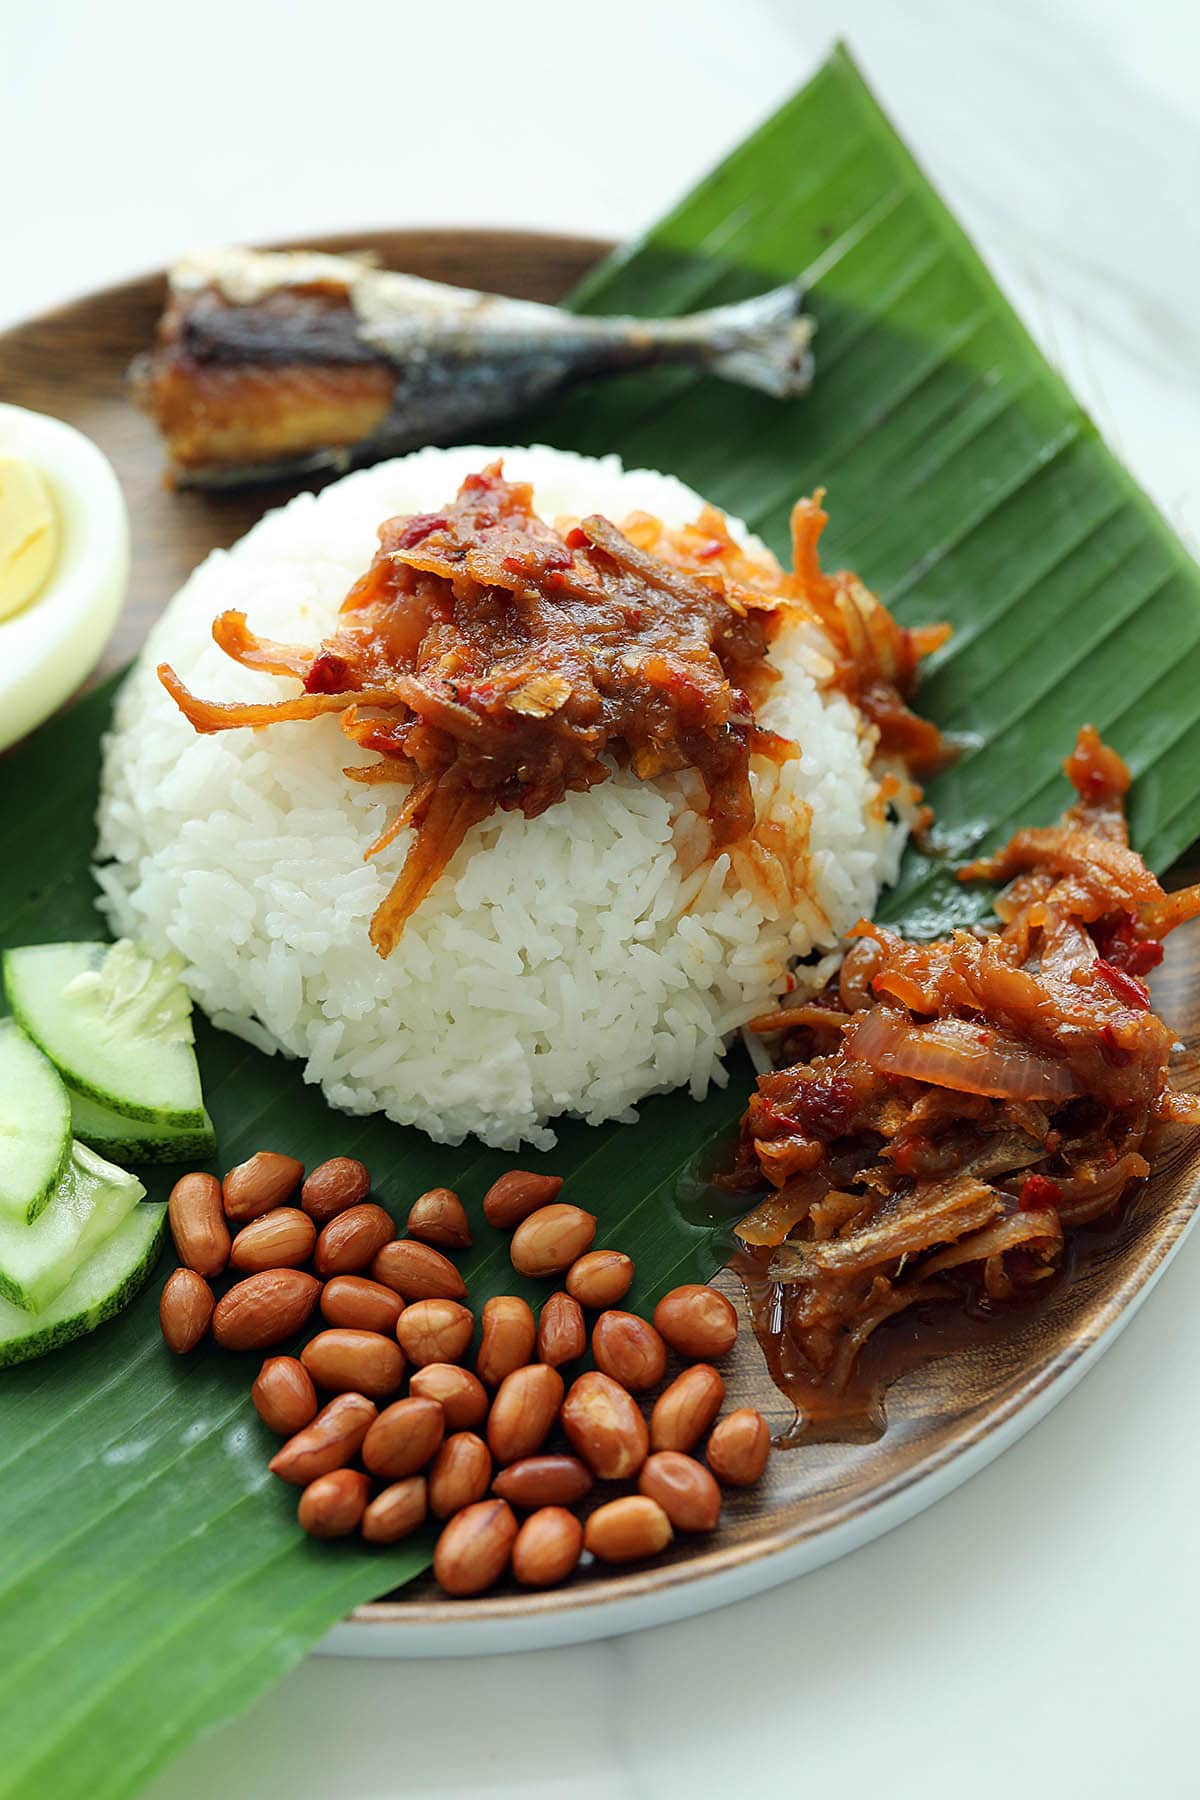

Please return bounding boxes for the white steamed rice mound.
[96,445,906,1150]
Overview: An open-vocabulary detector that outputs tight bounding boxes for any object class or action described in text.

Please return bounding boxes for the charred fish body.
[131,247,815,488]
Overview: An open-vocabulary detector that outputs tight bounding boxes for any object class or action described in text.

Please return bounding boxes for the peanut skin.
[406,1187,472,1249]
[487,1364,564,1466]
[492,1455,594,1510]
[315,1204,397,1279]
[298,1468,371,1538]
[481,1171,563,1228]
[222,1151,304,1223]
[228,1207,315,1273]
[476,1295,536,1388]
[649,1364,725,1453]
[511,1507,583,1588]
[652,1284,738,1360]
[160,1268,214,1354]
[300,1328,406,1399]
[537,1291,586,1368]
[252,1356,319,1436]
[428,1432,493,1519]
[433,1499,518,1596]
[211,1269,320,1352]
[584,1496,672,1564]
[560,1371,648,1480]
[268,1393,378,1485]
[396,1298,475,1368]
[301,1157,371,1223]
[370,1239,467,1301]
[591,1310,667,1392]
[409,1364,489,1432]
[509,1204,596,1277]
[362,1477,428,1545]
[638,1451,721,1532]
[706,1409,771,1487]
[167,1172,230,1277]
[362,1396,446,1480]
[319,1276,405,1336]
[565,1249,634,1309]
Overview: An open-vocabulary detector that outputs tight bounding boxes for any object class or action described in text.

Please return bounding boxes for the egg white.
[0,403,129,751]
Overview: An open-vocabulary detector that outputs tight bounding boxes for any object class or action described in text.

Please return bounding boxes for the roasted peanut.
[167,1171,230,1276]
[591,1310,667,1393]
[362,1395,446,1479]
[370,1238,467,1301]
[409,1363,489,1432]
[406,1187,472,1249]
[362,1476,428,1545]
[298,1468,371,1539]
[159,1267,214,1354]
[301,1156,371,1223]
[300,1328,406,1399]
[211,1269,321,1351]
[512,1507,584,1588]
[649,1364,724,1453]
[314,1203,396,1278]
[252,1356,318,1436]
[560,1371,648,1480]
[537,1291,586,1367]
[269,1392,378,1485]
[638,1451,721,1532]
[481,1169,563,1228]
[652,1284,738,1360]
[706,1408,770,1487]
[565,1249,634,1310]
[222,1151,304,1222]
[584,1495,672,1564]
[476,1295,536,1388]
[433,1498,518,1596]
[229,1207,316,1273]
[510,1203,597,1278]
[492,1454,594,1510]
[487,1363,564,1465]
[428,1432,493,1518]
[396,1298,475,1367]
[320,1275,405,1336]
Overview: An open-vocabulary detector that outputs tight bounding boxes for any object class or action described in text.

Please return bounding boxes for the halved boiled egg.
[0,403,129,752]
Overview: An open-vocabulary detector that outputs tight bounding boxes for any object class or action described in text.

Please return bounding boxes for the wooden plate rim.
[4,227,1198,1638]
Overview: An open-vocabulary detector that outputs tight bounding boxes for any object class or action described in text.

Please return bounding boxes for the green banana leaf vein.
[3,41,1200,1800]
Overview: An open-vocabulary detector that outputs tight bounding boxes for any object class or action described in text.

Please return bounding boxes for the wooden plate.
[4,231,1198,1657]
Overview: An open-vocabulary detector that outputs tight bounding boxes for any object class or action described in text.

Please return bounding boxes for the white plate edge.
[316,1201,1198,1658]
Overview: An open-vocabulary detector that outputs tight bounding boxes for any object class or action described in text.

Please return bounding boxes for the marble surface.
[6,0,1200,1793]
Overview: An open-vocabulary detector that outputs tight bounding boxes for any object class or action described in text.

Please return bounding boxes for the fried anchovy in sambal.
[731,726,1200,1398]
[159,465,948,955]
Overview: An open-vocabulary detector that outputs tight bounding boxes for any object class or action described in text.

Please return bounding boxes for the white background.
[6,0,1200,1794]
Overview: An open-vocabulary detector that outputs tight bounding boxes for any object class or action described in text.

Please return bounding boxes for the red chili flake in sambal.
[158,464,948,956]
[729,726,1200,1397]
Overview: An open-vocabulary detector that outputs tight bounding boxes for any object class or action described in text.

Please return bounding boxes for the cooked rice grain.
[96,445,904,1149]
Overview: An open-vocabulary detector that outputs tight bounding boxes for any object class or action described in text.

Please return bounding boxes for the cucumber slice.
[0,1203,166,1366]
[0,1141,145,1312]
[68,1087,217,1166]
[0,1017,71,1224]
[3,940,206,1128]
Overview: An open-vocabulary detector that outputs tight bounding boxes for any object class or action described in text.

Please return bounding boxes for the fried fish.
[131,246,815,489]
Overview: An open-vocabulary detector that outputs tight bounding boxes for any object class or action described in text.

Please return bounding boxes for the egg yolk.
[0,454,59,620]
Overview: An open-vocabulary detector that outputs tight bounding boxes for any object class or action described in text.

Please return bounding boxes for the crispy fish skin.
[131,246,815,488]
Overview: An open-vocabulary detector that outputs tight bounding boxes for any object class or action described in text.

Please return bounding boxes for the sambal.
[159,464,946,955]
[731,727,1200,1402]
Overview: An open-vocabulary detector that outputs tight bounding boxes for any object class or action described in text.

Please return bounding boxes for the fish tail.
[678,281,815,399]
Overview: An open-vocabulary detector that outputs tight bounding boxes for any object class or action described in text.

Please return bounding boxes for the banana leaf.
[3,41,1200,1800]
